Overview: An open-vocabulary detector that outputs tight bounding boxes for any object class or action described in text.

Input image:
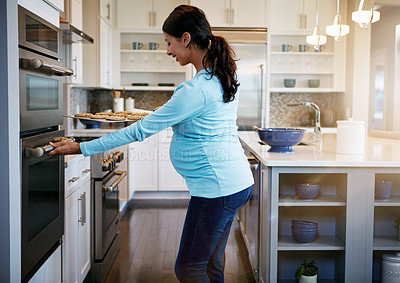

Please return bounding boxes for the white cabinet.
[100,0,112,25]
[131,130,188,192]
[70,43,83,84]
[61,0,84,85]
[64,155,91,283]
[190,0,267,28]
[28,246,62,283]
[44,0,64,11]
[269,0,336,33]
[99,18,113,88]
[82,0,113,88]
[61,0,83,29]
[118,32,192,90]
[158,129,187,191]
[117,0,188,30]
[131,134,158,191]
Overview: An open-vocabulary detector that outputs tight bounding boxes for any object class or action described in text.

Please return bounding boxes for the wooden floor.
[105,199,255,283]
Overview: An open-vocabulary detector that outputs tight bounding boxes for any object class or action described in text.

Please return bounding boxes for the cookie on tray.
[106,115,126,121]
[91,114,109,119]
[115,111,134,115]
[74,113,93,118]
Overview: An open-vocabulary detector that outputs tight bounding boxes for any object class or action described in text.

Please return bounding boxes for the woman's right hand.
[47,142,82,156]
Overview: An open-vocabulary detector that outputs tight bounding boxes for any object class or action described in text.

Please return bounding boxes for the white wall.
[344,0,372,129]
[0,0,21,282]
[370,7,400,131]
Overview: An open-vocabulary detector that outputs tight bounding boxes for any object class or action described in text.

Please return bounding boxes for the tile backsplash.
[269,92,345,128]
[70,87,173,114]
[70,88,344,129]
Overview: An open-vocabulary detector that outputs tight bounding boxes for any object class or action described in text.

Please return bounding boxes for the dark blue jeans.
[175,185,253,283]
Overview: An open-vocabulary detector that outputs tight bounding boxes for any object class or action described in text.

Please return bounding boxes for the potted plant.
[295,260,318,283]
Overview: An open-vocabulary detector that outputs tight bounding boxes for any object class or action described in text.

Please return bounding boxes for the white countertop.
[239,131,400,167]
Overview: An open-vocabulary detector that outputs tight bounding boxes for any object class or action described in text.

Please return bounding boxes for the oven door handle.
[21,58,74,76]
[103,171,127,192]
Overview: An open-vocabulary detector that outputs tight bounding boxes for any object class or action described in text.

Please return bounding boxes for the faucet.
[287,102,322,146]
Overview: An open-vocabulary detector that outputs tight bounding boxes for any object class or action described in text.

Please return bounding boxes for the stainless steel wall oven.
[18,6,72,134]
[21,129,65,282]
[18,5,72,282]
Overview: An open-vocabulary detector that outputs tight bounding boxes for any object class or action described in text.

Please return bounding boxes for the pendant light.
[306,0,327,50]
[326,0,350,40]
[352,0,380,29]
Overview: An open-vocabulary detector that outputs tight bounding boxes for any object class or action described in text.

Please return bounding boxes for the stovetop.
[72,136,124,179]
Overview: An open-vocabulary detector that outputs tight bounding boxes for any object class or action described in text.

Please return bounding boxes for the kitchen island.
[239,131,400,283]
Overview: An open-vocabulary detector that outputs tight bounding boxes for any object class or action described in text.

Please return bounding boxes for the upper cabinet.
[117,0,189,30]
[269,0,336,34]
[190,0,267,27]
[100,0,113,26]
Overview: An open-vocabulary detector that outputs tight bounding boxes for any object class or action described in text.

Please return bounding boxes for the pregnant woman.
[49,5,254,282]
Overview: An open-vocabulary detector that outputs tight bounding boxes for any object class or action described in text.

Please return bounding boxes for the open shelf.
[278,235,345,251]
[270,87,337,93]
[373,236,400,250]
[279,194,346,206]
[271,51,334,56]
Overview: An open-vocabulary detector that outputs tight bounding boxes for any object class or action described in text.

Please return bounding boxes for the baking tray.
[64,115,141,123]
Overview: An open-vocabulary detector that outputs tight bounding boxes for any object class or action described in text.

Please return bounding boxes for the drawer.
[65,162,80,198]
[79,156,91,178]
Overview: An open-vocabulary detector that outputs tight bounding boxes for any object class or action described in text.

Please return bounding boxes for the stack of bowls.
[295,183,320,199]
[291,220,318,243]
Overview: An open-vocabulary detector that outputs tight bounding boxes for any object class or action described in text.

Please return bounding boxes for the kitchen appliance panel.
[18,6,62,60]
[21,129,65,282]
[212,27,268,130]
[19,48,65,132]
[233,43,267,130]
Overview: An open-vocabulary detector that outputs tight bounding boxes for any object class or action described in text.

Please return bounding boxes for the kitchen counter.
[239,131,400,167]
[238,131,400,283]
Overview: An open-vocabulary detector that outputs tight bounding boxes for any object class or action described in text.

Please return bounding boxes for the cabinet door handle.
[226,8,229,24]
[78,192,86,226]
[72,57,77,79]
[82,168,91,174]
[69,176,80,183]
[106,3,110,20]
[149,11,152,27]
[304,14,307,30]
[153,11,156,27]
[231,9,234,25]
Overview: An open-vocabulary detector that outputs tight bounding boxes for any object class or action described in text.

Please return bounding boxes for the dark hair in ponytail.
[162,5,239,103]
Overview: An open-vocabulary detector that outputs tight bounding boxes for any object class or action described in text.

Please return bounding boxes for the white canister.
[382,253,400,282]
[113,98,124,113]
[125,97,135,112]
[336,119,365,155]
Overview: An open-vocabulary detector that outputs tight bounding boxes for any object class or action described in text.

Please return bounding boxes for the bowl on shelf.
[79,119,103,129]
[291,220,318,229]
[308,79,320,88]
[295,183,320,199]
[284,78,296,88]
[253,127,305,153]
[291,226,318,243]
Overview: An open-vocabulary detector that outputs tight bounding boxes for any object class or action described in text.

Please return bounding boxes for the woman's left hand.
[47,142,82,156]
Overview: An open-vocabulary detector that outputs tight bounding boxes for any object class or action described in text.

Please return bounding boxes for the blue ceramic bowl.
[295,183,320,199]
[254,127,305,153]
[291,220,318,229]
[291,227,318,243]
[79,118,103,129]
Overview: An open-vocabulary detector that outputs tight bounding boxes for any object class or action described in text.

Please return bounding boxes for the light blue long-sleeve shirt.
[80,69,254,198]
